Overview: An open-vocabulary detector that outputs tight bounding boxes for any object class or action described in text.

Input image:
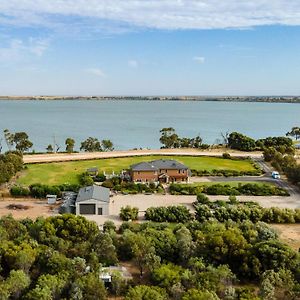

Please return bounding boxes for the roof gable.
[131,159,188,171]
[76,185,110,203]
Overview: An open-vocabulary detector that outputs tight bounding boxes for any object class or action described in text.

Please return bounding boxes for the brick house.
[130,159,190,183]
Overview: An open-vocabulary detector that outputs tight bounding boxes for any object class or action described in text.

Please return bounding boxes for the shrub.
[119,206,139,221]
[10,186,30,197]
[222,152,231,159]
[145,206,192,223]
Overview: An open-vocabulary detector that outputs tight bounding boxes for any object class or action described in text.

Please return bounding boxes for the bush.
[145,206,192,223]
[119,206,139,221]
[222,152,231,159]
[10,186,30,197]
[170,183,289,197]
[78,172,94,186]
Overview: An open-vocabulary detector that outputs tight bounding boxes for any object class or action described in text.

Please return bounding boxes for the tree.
[286,126,300,140]
[72,273,106,300]
[5,270,31,299]
[152,263,183,289]
[124,231,160,277]
[46,144,54,153]
[101,139,114,151]
[13,132,33,152]
[3,129,14,150]
[182,289,220,300]
[227,132,256,151]
[120,206,139,221]
[159,127,179,148]
[125,285,168,300]
[65,138,75,153]
[80,137,102,152]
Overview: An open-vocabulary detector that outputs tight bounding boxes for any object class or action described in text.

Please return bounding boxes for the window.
[98,207,103,215]
[178,170,181,174]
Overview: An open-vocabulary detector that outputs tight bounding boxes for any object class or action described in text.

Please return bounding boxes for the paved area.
[23,148,263,164]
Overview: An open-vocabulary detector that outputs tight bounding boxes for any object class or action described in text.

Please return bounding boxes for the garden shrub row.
[144,202,300,224]
[145,206,192,223]
[10,183,81,198]
[191,168,262,177]
[169,182,289,196]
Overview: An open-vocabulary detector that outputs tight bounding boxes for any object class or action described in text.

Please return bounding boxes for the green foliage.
[170,182,289,196]
[120,206,139,221]
[65,138,75,153]
[159,127,206,149]
[182,289,220,300]
[78,172,94,186]
[80,137,102,152]
[0,151,24,184]
[152,263,184,289]
[228,132,256,151]
[286,126,300,140]
[10,185,30,197]
[125,285,168,300]
[145,206,192,223]
[101,139,114,151]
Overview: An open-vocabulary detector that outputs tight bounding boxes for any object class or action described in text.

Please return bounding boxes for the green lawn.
[17,155,256,186]
[184,181,275,188]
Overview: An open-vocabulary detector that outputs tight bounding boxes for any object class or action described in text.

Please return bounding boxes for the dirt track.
[23,148,263,164]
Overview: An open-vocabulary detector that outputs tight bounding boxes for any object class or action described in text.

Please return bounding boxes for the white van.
[271,171,280,179]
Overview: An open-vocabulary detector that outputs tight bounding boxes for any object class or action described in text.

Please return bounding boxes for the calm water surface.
[0,100,299,151]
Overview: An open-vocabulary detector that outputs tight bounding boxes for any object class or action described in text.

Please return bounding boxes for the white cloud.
[0,37,49,61]
[128,60,138,68]
[193,56,205,64]
[85,68,106,77]
[0,1,300,31]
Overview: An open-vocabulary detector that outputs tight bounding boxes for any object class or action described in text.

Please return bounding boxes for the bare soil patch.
[0,197,55,219]
[271,224,300,251]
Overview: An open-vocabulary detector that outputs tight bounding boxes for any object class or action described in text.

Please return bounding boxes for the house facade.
[130,159,190,183]
[75,185,110,216]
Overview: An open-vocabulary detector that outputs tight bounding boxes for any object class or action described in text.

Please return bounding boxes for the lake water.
[0,100,299,152]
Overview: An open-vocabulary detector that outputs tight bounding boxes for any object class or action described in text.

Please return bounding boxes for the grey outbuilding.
[75,185,110,216]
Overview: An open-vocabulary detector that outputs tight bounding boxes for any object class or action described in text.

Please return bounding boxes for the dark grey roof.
[87,167,98,172]
[131,159,189,171]
[76,185,110,203]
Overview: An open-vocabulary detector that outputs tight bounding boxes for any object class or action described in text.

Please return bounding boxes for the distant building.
[100,266,133,284]
[75,185,110,216]
[46,194,57,205]
[130,159,190,183]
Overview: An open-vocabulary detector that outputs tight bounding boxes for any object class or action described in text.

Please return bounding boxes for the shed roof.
[76,185,110,203]
[131,159,189,171]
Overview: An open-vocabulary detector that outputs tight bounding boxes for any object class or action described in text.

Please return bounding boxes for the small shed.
[100,266,133,284]
[75,185,110,216]
[46,194,57,205]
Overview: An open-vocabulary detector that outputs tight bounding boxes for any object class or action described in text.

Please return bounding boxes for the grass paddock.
[17,155,256,186]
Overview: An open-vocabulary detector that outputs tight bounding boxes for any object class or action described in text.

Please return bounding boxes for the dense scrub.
[169,182,289,196]
[0,213,300,299]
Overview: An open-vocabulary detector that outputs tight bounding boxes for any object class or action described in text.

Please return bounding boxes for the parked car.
[271,171,280,179]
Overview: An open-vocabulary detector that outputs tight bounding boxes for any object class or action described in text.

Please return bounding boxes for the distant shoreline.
[0,96,300,103]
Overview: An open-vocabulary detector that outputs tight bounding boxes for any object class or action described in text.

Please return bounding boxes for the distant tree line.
[159,127,209,149]
[227,132,295,152]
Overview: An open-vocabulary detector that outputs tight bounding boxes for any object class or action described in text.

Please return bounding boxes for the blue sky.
[1,1,300,95]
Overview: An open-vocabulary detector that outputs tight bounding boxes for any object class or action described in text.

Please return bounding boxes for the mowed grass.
[18,155,256,186]
[183,181,275,188]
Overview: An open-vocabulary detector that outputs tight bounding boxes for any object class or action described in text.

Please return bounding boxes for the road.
[23,148,263,164]
[191,157,300,203]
